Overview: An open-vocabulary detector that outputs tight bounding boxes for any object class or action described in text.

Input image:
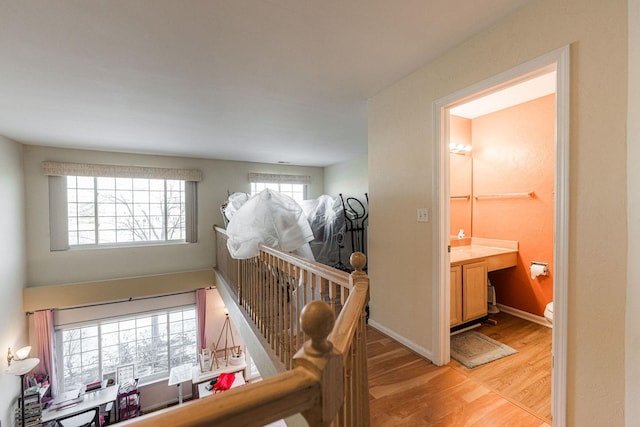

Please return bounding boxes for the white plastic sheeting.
[224,192,250,221]
[225,189,315,260]
[299,195,344,266]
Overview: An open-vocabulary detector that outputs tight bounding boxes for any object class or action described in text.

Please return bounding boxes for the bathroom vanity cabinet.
[450,260,488,327]
[450,238,518,329]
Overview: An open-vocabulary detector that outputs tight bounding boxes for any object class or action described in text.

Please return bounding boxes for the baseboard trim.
[368,319,434,362]
[496,304,551,328]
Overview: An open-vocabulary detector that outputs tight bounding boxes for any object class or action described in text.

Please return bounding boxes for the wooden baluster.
[253,257,258,324]
[259,252,265,336]
[260,253,265,331]
[299,268,305,347]
[254,254,259,327]
[275,254,280,355]
[246,258,251,307]
[293,266,304,354]
[282,258,287,361]
[287,261,295,367]
[303,268,309,307]
[269,253,275,348]
[342,286,349,310]
[277,258,284,360]
[311,272,317,303]
[275,256,280,356]
[266,252,272,342]
[328,280,337,315]
[273,257,278,356]
[260,257,264,324]
[240,258,244,307]
[246,259,251,317]
[280,258,286,360]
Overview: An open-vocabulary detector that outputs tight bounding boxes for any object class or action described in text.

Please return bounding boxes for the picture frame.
[116,363,135,385]
[103,371,116,387]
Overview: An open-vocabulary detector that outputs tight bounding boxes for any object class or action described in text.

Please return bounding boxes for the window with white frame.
[56,306,197,391]
[248,173,310,203]
[250,182,306,203]
[43,162,201,250]
[66,176,186,246]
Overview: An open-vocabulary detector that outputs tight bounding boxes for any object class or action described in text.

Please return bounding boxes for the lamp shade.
[15,346,31,360]
[5,358,40,376]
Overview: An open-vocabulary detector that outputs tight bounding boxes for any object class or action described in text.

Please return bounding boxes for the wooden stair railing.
[215,226,355,370]
[123,227,370,426]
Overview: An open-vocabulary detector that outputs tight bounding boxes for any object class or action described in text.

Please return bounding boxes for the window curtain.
[196,288,207,350]
[49,176,69,251]
[185,181,198,243]
[34,310,58,397]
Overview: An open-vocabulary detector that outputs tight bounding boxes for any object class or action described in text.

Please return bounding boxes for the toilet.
[544,302,554,324]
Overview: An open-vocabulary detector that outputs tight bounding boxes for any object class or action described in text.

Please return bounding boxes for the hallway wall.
[368,0,627,424]
[0,136,27,427]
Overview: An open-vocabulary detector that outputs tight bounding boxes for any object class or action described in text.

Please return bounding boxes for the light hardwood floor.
[367,312,552,426]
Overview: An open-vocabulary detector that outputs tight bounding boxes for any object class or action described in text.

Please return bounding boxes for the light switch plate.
[417,208,429,222]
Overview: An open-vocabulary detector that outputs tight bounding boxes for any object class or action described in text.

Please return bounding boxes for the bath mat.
[450,331,517,369]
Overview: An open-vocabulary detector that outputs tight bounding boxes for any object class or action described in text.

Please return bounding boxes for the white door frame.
[432,45,570,426]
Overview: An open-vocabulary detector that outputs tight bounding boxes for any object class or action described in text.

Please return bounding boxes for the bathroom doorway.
[432,46,569,426]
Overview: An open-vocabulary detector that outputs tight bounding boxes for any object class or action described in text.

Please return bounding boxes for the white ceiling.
[450,71,556,119]
[0,0,532,167]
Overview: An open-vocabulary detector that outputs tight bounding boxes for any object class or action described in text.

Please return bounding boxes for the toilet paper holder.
[530,261,549,278]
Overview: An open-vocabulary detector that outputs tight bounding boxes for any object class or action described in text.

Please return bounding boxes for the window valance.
[42,161,203,182]
[248,173,311,185]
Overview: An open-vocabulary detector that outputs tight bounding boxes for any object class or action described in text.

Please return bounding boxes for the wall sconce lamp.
[449,143,472,155]
[7,346,32,366]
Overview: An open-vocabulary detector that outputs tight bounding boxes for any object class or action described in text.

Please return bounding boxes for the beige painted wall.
[368,0,627,425]
[0,136,27,426]
[22,270,213,312]
[627,0,640,424]
[324,154,368,199]
[23,145,324,287]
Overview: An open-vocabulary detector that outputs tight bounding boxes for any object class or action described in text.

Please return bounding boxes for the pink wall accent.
[450,115,472,237]
[471,94,555,317]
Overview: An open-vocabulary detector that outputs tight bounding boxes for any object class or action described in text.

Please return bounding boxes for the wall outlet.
[417,208,429,223]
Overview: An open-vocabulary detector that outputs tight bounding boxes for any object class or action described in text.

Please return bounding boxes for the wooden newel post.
[293,300,344,426]
[349,252,367,277]
[349,251,371,426]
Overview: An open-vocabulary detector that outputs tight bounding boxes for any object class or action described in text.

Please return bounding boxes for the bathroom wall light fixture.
[449,143,472,154]
[7,346,32,365]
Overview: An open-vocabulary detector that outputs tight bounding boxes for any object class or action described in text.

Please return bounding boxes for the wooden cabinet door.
[450,265,463,327]
[462,261,488,321]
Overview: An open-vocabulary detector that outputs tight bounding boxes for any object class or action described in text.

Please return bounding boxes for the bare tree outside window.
[67,176,186,246]
[57,307,196,392]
